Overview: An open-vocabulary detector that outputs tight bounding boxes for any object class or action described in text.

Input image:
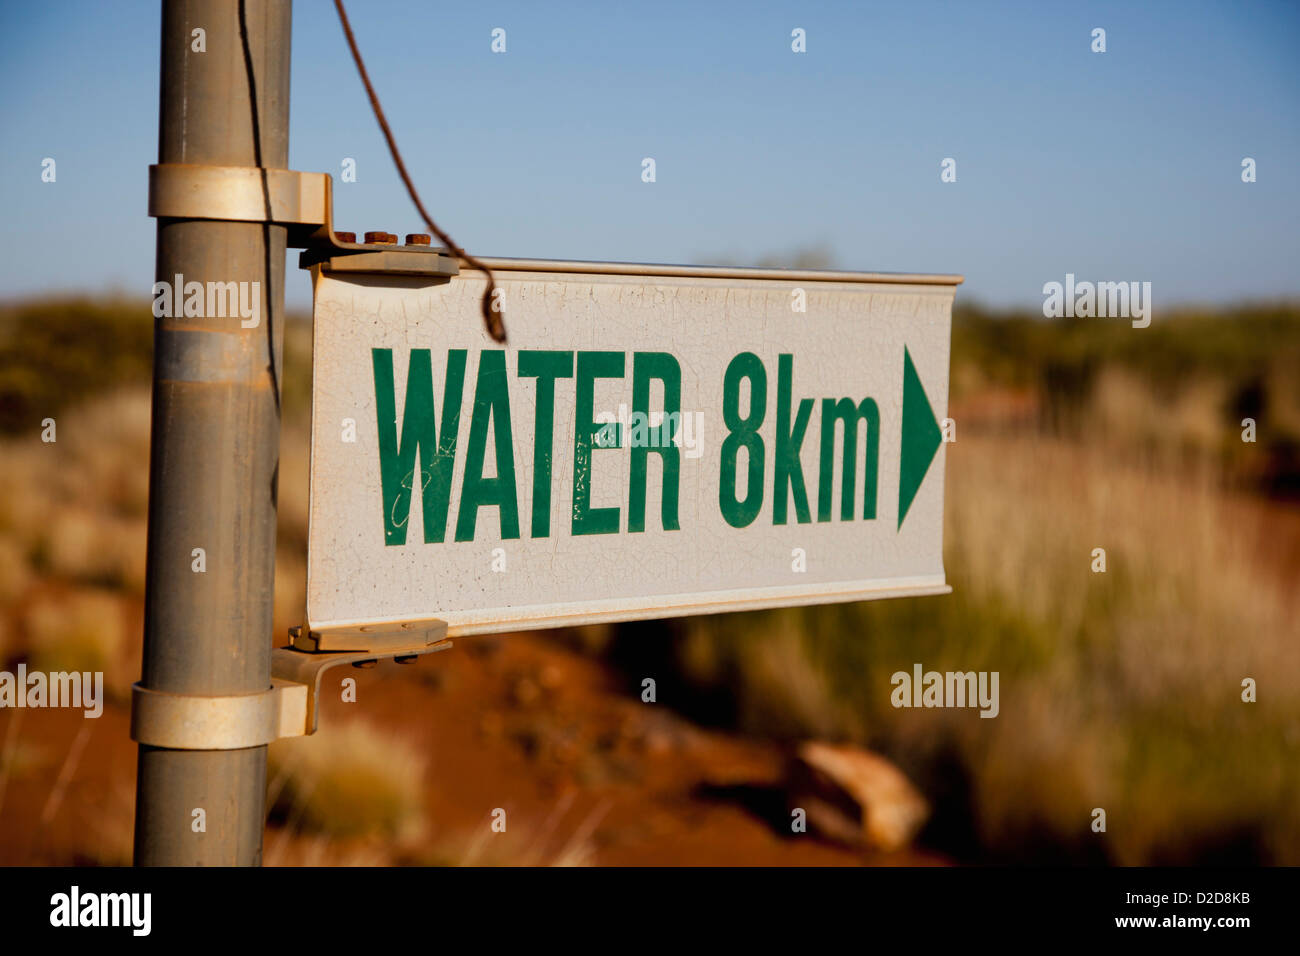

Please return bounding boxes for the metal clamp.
[131,624,452,748]
[148,163,328,233]
[131,679,307,750]
[147,162,459,277]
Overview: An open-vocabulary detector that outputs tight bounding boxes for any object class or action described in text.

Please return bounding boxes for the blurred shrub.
[611,434,1300,864]
[952,301,1300,399]
[0,390,151,595]
[24,587,133,698]
[951,301,1300,494]
[0,537,32,609]
[267,718,427,840]
[0,297,314,436]
[0,299,152,436]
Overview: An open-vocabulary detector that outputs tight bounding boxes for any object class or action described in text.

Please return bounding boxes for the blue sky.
[1,0,1297,311]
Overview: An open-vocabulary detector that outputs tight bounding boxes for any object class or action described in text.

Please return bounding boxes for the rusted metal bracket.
[130,633,452,747]
[270,638,453,736]
[147,162,459,277]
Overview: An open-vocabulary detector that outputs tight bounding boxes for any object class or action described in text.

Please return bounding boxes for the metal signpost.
[133,0,958,866]
[135,0,291,867]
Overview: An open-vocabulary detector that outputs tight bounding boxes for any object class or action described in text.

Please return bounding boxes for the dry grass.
[0,537,32,610]
[0,389,150,594]
[264,834,392,867]
[421,795,606,866]
[662,423,1300,863]
[82,778,136,867]
[0,711,51,816]
[267,718,428,842]
[1086,365,1228,464]
[277,421,311,551]
[23,587,132,699]
[943,434,1297,863]
[677,609,859,740]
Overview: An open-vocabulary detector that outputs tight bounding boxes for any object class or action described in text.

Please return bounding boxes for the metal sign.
[305,259,960,641]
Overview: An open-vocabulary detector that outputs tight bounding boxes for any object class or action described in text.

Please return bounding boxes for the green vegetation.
[951,302,1300,494]
[952,301,1300,398]
[0,298,314,435]
[0,299,152,435]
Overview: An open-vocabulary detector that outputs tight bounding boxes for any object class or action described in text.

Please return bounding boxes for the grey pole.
[134,0,291,866]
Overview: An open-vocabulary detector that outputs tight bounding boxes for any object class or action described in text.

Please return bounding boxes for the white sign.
[305,259,960,638]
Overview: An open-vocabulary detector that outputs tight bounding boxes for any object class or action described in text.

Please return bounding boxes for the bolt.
[364,231,396,244]
[352,659,378,669]
[334,231,357,244]
[405,234,431,246]
[394,654,418,665]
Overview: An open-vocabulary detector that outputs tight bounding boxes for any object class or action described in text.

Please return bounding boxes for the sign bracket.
[269,638,453,737]
[130,637,452,747]
[146,162,460,277]
[287,619,450,653]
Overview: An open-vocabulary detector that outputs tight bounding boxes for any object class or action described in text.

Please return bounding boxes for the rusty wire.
[333,0,506,343]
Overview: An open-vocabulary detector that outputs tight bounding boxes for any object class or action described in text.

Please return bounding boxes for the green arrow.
[898,346,942,529]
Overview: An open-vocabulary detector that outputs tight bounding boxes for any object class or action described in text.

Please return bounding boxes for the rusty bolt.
[352,659,378,669]
[334,231,357,244]
[364,231,397,244]
[394,654,418,665]
[405,234,431,246]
